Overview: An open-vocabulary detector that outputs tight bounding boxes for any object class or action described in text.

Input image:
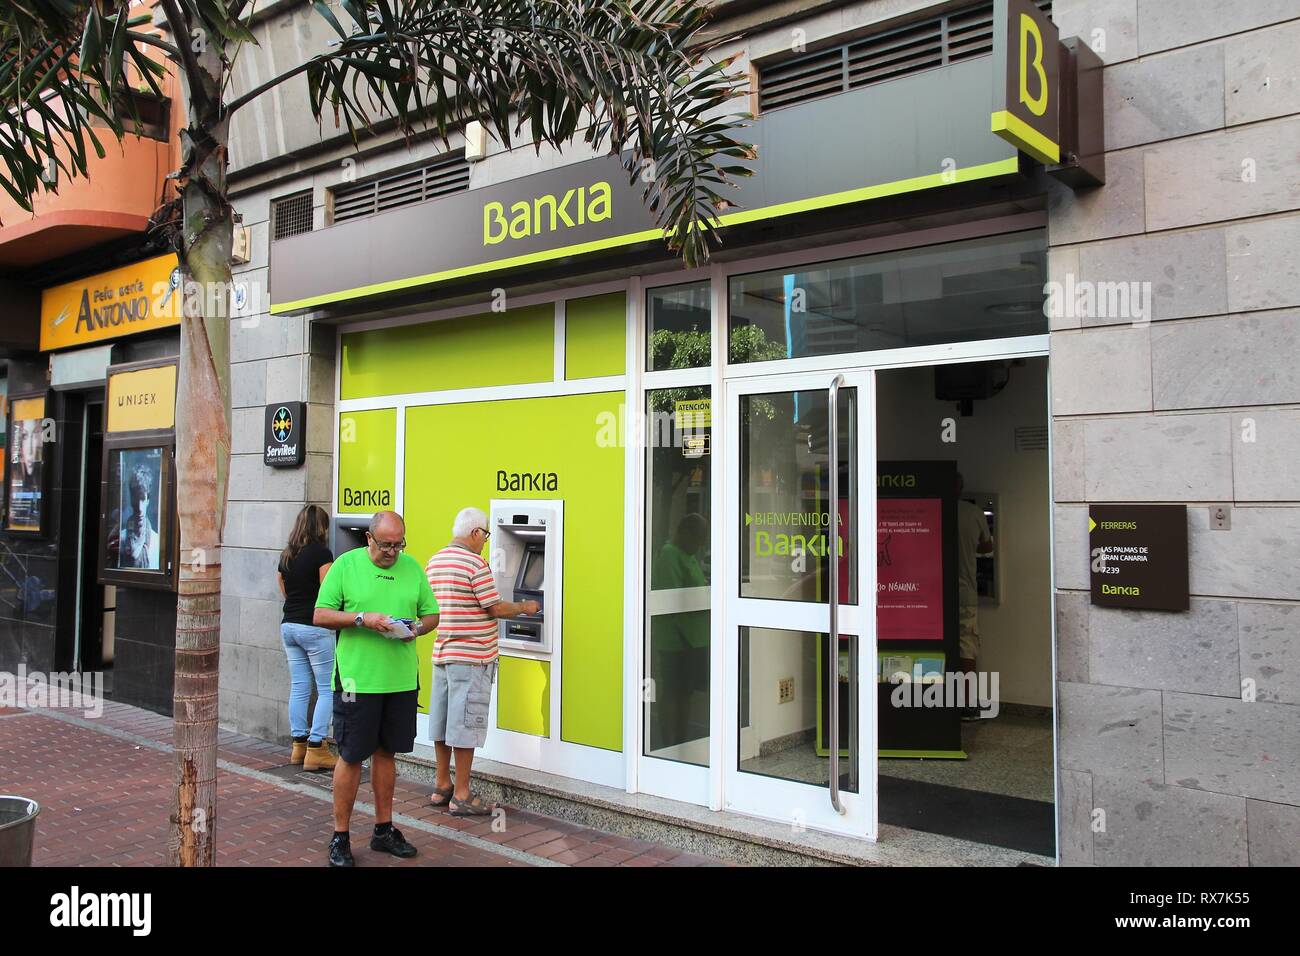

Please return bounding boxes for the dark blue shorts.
[331,689,418,763]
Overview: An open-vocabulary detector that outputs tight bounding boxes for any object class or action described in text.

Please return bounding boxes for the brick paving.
[0,697,723,868]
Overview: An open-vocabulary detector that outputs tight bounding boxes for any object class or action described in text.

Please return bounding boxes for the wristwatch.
[353,612,365,628]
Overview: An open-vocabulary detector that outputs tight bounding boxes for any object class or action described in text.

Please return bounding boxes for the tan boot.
[304,741,338,771]
[290,739,308,765]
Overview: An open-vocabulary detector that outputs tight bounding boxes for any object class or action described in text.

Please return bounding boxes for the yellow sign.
[107,365,177,433]
[11,397,45,422]
[40,254,182,352]
[7,396,47,532]
[675,399,711,430]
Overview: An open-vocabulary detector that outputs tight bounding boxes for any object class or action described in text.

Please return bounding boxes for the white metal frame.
[631,267,717,806]
[722,367,877,838]
[328,212,1056,835]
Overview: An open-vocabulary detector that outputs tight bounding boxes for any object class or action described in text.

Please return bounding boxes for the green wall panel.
[341,304,555,399]
[337,408,396,512]
[404,391,624,751]
[565,292,626,379]
[497,656,550,737]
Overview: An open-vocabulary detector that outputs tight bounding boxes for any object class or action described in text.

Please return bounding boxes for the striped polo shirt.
[426,543,501,665]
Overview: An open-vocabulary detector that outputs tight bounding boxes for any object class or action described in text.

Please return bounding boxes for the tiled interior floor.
[740,712,1054,803]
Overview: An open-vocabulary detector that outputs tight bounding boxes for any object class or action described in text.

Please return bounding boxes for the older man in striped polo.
[424,506,540,816]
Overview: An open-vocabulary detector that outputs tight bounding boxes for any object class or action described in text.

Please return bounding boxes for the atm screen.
[520,549,545,591]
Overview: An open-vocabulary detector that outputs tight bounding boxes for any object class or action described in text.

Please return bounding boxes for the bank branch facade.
[225,0,1300,867]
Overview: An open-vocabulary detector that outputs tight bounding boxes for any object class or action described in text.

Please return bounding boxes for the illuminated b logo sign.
[1018,13,1048,117]
[990,0,1060,165]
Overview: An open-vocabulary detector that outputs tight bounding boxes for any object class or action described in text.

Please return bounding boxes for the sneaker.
[370,825,418,859]
[328,832,355,867]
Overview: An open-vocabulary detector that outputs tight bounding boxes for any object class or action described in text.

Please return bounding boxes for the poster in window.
[876,497,944,641]
[105,446,169,572]
[6,396,48,533]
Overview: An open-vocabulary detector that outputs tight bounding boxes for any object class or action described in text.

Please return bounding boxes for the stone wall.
[217,181,336,744]
[1049,0,1300,866]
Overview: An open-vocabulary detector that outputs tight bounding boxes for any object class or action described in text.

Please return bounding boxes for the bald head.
[366,510,406,567]
[369,510,405,537]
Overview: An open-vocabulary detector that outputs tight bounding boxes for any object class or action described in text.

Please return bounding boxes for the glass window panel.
[644,385,711,765]
[728,231,1047,362]
[648,281,711,372]
[737,627,858,794]
[739,387,856,604]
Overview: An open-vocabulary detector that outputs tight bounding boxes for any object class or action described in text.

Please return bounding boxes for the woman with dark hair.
[277,504,336,770]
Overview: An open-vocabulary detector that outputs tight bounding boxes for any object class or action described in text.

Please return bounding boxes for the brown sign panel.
[991,0,1061,164]
[1089,505,1189,611]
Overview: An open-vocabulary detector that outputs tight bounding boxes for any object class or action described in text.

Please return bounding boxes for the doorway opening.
[874,356,1053,856]
[76,397,113,689]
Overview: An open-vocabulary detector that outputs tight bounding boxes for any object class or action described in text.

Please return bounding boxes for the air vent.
[332,154,471,224]
[272,191,313,241]
[758,0,1052,112]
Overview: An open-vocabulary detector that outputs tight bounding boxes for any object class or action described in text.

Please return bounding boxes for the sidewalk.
[0,698,723,867]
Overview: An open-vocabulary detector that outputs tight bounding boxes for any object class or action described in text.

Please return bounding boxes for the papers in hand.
[384,619,415,640]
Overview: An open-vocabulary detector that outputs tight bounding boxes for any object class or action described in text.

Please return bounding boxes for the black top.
[279,541,334,625]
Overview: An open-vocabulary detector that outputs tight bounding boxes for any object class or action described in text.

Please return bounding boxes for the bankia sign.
[271,57,1024,314]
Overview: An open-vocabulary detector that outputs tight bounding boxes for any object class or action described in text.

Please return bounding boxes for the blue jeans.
[281,623,335,743]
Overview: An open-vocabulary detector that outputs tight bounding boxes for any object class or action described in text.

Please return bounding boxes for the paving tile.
[1,701,725,868]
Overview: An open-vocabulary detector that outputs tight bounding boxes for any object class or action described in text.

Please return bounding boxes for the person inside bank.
[424,507,540,816]
[313,510,439,867]
[955,472,994,720]
[650,512,710,749]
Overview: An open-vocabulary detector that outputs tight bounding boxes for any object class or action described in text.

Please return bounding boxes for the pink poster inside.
[876,497,943,641]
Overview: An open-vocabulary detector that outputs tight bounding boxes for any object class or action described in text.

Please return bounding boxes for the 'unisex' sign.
[1089,504,1188,611]
[264,402,306,467]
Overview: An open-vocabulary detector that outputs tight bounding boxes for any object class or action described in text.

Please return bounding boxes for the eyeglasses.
[477,527,491,539]
[368,534,406,553]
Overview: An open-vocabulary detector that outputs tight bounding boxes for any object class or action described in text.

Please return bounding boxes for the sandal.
[429,784,454,808]
[448,793,496,817]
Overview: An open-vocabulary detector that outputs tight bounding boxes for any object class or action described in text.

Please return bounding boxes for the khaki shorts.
[959,604,980,660]
[429,661,497,749]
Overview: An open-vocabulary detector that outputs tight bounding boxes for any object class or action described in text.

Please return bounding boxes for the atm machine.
[488,500,562,655]
[332,517,370,556]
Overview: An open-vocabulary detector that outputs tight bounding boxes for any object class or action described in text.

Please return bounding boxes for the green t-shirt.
[315,548,439,694]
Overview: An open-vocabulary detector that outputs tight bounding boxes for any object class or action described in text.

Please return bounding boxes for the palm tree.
[1,0,752,865]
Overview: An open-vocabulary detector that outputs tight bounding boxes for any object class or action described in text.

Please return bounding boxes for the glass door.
[723,369,875,837]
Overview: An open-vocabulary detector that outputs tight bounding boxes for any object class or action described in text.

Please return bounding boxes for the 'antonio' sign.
[264,402,306,468]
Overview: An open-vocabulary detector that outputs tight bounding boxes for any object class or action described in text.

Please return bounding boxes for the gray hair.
[452,507,488,538]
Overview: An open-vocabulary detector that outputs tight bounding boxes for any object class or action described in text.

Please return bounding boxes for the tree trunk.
[168,38,233,866]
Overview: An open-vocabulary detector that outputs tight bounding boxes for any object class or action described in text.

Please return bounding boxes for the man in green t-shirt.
[314,510,439,867]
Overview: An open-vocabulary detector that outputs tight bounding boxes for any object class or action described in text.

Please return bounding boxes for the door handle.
[827,374,846,815]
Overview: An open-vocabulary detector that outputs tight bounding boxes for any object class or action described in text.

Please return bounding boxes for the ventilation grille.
[332,155,471,224]
[272,192,313,241]
[758,0,1053,112]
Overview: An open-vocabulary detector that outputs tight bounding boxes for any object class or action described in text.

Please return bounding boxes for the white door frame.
[632,268,718,807]
[722,367,877,839]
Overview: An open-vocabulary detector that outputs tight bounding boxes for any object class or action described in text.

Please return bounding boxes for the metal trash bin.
[0,796,39,867]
